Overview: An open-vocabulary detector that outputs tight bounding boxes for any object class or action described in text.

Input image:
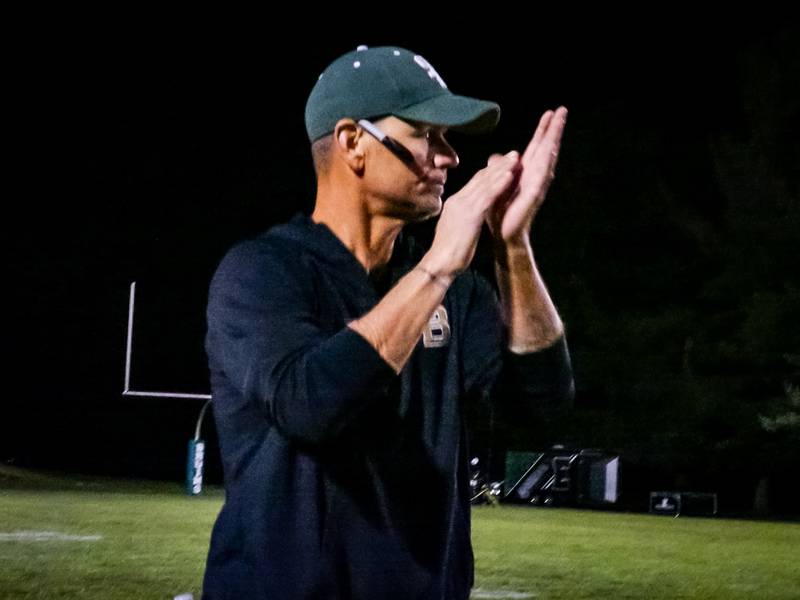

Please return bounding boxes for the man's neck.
[311,196,404,275]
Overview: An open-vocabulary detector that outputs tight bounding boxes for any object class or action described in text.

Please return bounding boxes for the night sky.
[7,21,798,509]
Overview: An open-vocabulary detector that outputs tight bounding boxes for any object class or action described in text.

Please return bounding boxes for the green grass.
[471,505,799,599]
[1,466,798,599]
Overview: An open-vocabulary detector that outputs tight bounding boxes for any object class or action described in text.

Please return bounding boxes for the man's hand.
[486,106,568,246]
[422,150,522,278]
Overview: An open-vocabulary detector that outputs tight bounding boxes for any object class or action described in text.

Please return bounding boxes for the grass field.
[1,465,798,599]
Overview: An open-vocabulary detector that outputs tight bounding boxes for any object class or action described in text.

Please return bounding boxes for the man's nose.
[433,142,459,170]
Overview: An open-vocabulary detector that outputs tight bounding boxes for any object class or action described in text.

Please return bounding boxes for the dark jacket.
[201,213,574,599]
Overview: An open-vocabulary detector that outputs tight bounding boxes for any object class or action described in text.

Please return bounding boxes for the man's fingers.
[487,153,505,167]
[545,107,567,154]
[459,151,517,200]
[524,106,567,185]
[524,106,567,165]
[448,150,521,219]
[542,107,567,165]
[488,150,519,167]
[480,159,521,209]
[527,110,554,157]
[457,154,518,213]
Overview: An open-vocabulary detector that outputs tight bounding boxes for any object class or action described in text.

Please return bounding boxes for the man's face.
[362,116,459,222]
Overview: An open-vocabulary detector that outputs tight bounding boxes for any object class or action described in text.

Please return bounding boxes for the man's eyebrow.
[405,121,428,132]
[411,123,448,135]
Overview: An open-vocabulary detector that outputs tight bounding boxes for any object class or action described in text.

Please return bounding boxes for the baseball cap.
[304,45,500,142]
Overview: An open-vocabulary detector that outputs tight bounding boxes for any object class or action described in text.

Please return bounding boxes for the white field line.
[471,588,537,599]
[0,530,103,542]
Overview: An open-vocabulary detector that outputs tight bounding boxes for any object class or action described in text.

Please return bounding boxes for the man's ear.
[333,118,366,174]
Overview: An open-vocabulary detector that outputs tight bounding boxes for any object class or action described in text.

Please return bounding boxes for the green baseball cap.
[304,45,500,142]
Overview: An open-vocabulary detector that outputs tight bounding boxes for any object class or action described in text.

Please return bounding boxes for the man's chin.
[411,197,442,222]
[384,194,442,223]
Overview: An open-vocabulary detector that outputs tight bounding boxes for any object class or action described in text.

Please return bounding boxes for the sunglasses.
[357,119,420,171]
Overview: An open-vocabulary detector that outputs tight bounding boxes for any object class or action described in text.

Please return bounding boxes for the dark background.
[7,20,799,516]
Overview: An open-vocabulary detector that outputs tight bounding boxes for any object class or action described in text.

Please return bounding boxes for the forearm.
[348,255,452,373]
[493,238,564,353]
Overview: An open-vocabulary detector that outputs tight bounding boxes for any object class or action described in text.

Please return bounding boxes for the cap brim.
[393,94,500,135]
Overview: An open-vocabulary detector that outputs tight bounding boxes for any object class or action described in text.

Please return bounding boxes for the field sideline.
[1,466,797,599]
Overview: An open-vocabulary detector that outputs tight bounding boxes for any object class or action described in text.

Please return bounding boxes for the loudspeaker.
[649,491,717,517]
[503,448,620,507]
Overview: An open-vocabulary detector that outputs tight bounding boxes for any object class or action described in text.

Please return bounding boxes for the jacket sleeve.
[461,271,575,425]
[205,239,397,445]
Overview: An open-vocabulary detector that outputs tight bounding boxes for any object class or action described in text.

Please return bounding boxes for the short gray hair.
[311,135,333,177]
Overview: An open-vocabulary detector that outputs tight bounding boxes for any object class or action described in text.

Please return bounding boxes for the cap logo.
[413,55,448,89]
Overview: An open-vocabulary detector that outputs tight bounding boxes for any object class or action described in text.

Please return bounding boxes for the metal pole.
[124,281,136,393]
